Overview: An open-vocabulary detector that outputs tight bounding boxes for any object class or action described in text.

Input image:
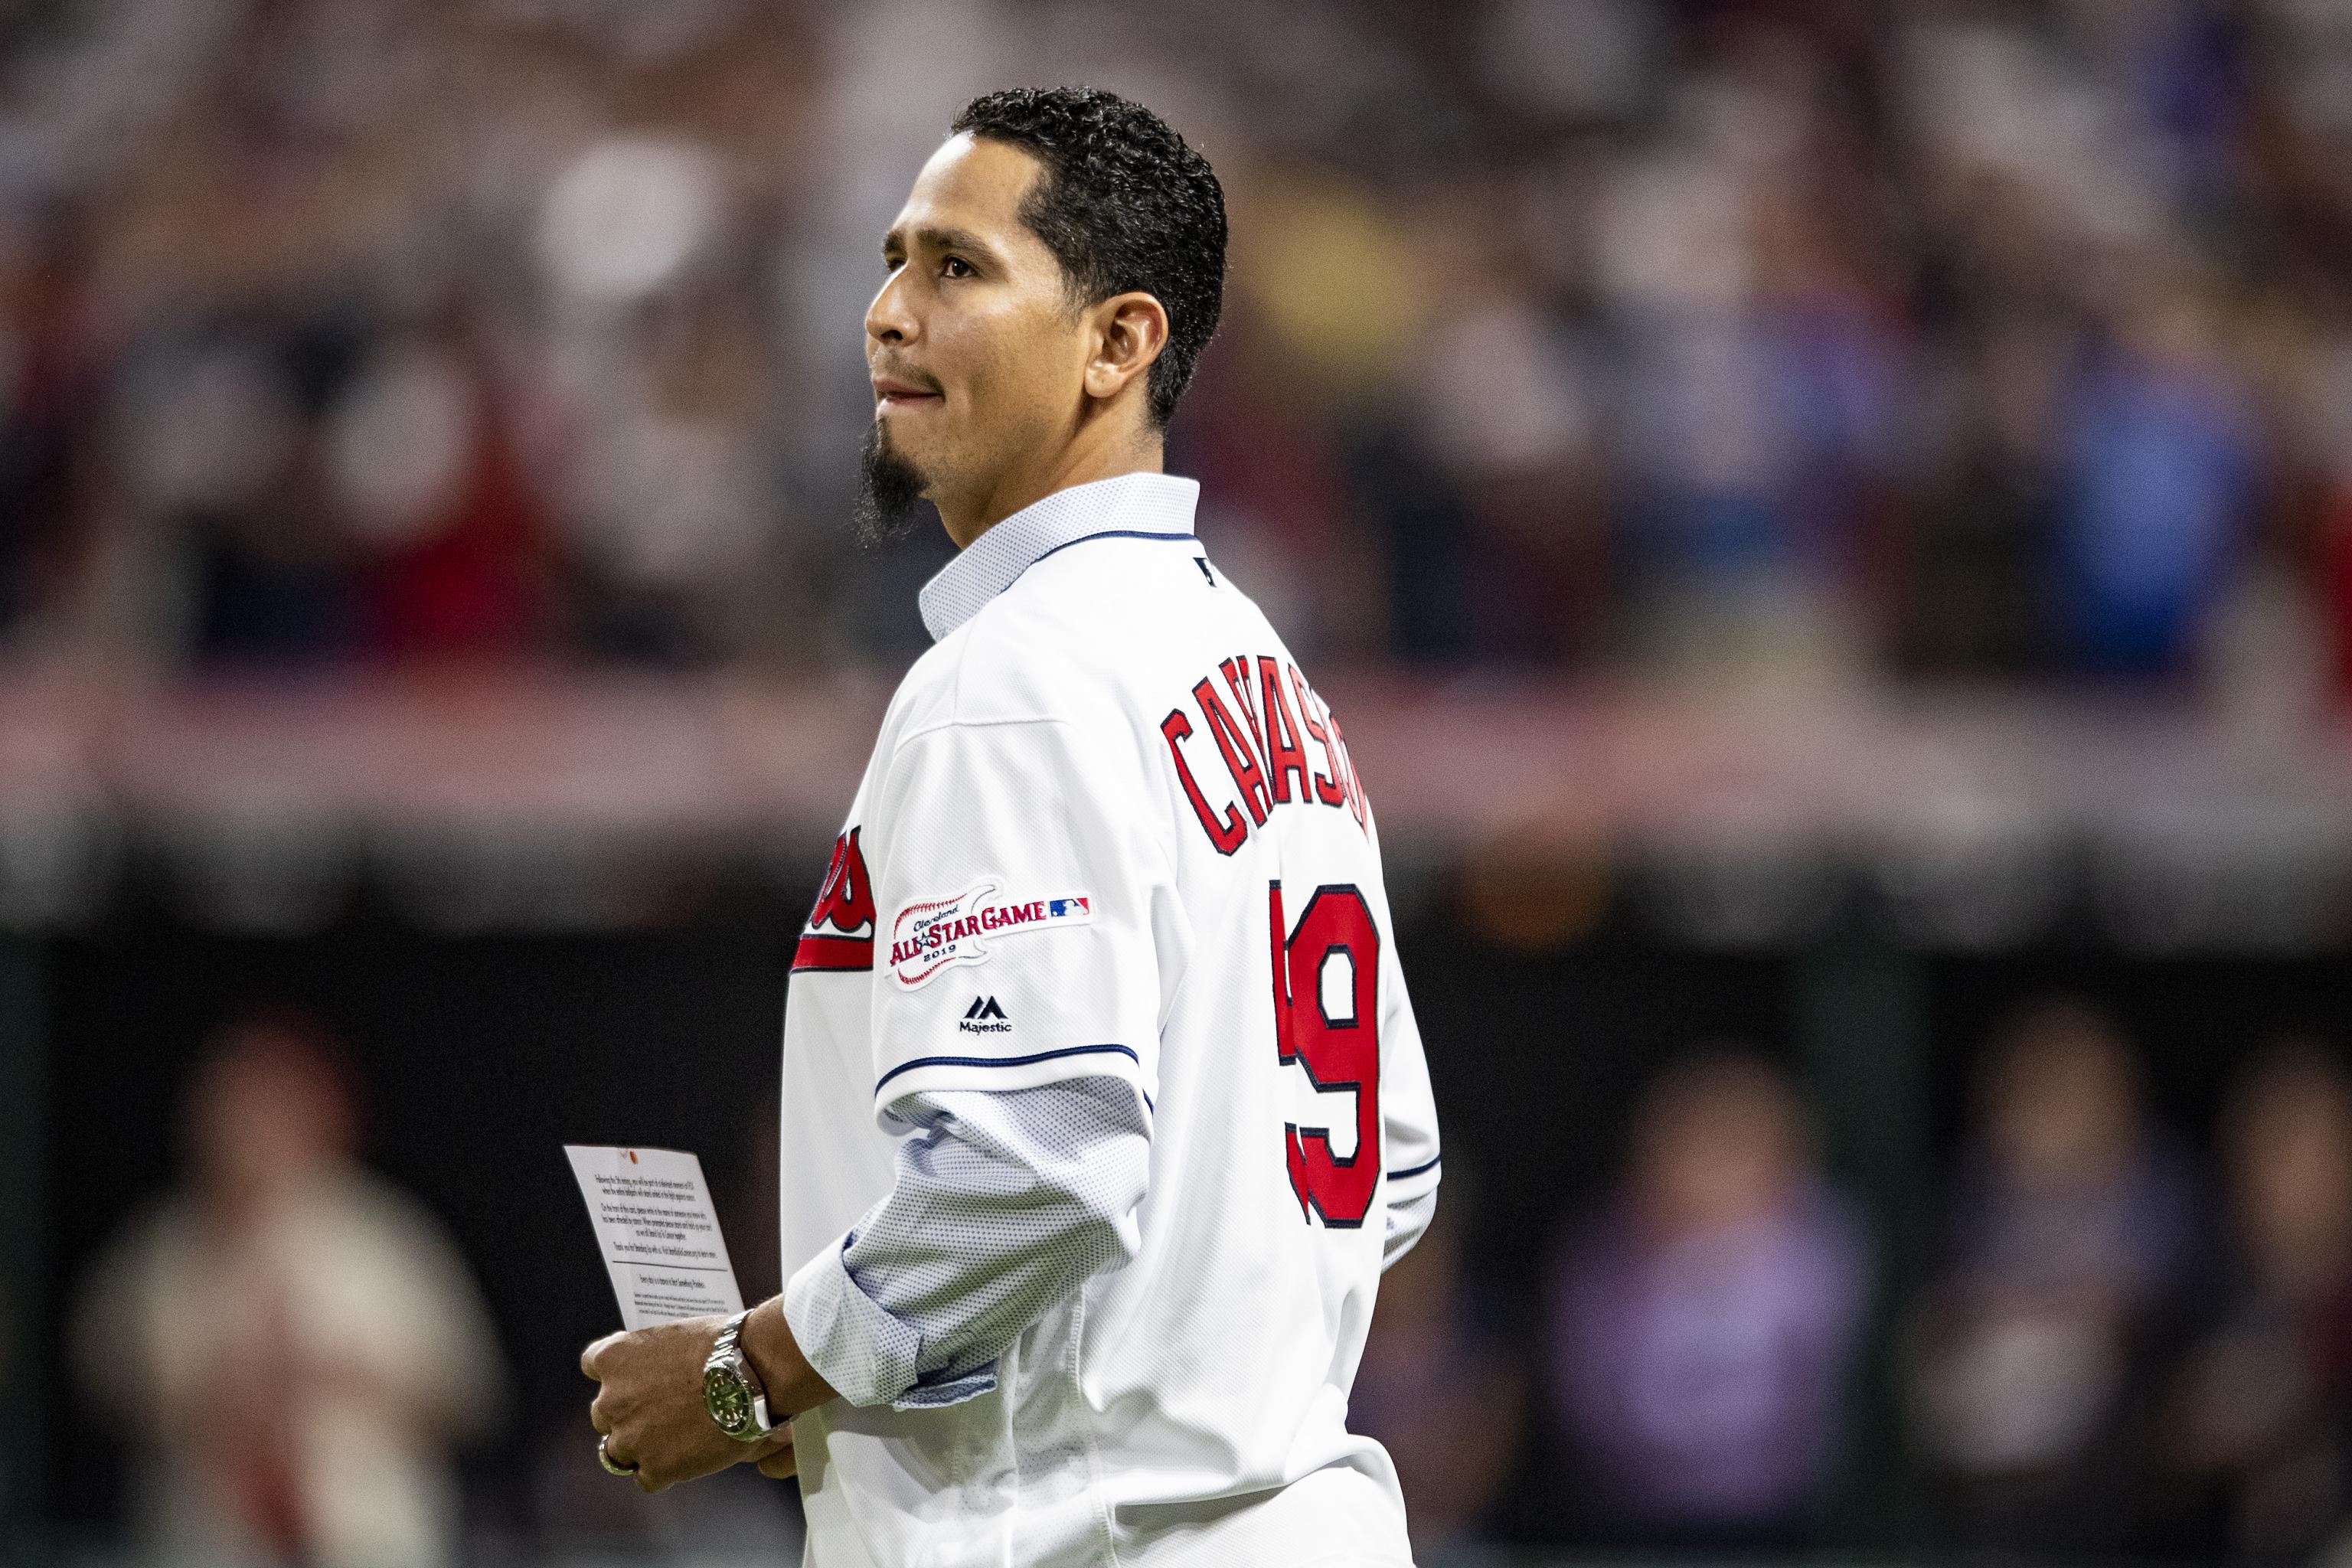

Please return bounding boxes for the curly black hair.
[950,87,1227,430]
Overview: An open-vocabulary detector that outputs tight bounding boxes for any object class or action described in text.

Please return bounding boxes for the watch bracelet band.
[707,1308,776,1439]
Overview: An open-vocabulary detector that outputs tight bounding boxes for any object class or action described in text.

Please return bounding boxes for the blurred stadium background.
[11,0,2352,1563]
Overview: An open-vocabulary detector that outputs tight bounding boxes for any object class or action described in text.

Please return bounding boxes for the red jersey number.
[1268,881,1381,1227]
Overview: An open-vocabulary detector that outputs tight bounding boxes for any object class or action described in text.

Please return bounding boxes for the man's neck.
[938,433,1165,550]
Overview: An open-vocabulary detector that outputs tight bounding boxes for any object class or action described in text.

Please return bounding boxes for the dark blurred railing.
[0,659,2343,952]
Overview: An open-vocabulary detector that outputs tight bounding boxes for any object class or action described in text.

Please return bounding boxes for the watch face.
[704,1363,754,1434]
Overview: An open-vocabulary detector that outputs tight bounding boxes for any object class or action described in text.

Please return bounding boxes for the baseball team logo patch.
[888,883,1094,988]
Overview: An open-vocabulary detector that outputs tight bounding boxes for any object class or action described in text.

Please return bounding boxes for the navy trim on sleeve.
[1390,1152,1442,1182]
[874,1042,1141,1096]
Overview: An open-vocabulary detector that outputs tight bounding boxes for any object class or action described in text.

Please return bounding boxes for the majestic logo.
[888,882,1093,988]
[960,996,1011,1034]
[793,827,877,973]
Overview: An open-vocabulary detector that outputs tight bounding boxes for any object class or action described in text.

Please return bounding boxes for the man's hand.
[581,1314,792,1493]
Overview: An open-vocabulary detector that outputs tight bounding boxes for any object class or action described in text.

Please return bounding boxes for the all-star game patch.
[888,883,1094,988]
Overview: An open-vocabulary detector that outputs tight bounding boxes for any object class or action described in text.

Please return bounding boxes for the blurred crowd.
[67,994,2352,1566]
[1356,1003,2352,1566]
[0,0,2346,684]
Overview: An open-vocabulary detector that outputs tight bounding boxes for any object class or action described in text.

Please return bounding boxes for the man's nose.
[866,270,918,346]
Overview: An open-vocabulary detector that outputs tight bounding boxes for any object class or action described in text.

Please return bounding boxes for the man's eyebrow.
[882,223,1000,260]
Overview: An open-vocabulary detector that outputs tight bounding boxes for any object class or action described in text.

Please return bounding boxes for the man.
[583,87,1441,1568]
[80,1011,505,1568]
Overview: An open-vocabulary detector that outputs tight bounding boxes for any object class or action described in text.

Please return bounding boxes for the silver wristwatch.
[701,1309,776,1441]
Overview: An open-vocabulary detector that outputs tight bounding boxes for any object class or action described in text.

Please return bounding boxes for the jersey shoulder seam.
[884,710,1075,764]
[919,586,1093,730]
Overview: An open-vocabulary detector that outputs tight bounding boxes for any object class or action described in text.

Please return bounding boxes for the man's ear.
[1082,292,1169,406]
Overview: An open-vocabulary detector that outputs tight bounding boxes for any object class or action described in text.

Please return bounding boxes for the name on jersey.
[889,883,1093,988]
[1161,655,1368,855]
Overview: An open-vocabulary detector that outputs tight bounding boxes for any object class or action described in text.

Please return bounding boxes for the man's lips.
[872,377,941,408]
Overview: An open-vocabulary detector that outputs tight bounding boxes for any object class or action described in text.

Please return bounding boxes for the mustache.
[870,361,942,396]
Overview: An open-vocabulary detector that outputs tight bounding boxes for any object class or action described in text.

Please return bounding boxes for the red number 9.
[1268,881,1381,1227]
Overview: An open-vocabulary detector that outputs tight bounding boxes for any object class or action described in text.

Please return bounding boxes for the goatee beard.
[852,422,928,549]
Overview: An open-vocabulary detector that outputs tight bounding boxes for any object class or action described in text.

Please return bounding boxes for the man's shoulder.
[877,531,1293,764]
[893,579,1167,739]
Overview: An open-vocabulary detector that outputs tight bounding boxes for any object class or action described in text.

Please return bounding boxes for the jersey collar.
[918,470,1200,642]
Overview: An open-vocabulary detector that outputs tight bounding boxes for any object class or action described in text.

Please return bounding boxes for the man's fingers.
[752,1426,796,1479]
[589,1390,612,1435]
[581,1331,624,1380]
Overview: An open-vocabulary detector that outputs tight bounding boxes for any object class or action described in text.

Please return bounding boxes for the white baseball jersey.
[777,470,1442,1568]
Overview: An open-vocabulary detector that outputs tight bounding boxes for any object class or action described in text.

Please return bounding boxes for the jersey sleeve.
[861,716,1168,1120]
[783,1077,1150,1409]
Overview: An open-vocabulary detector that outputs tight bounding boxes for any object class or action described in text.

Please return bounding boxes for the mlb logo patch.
[888,882,1095,988]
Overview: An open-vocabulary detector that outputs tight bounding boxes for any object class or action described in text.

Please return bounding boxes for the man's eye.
[942,256,974,279]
